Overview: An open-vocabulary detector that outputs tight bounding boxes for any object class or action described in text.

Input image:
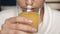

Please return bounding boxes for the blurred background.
[0,0,60,11]
[45,0,60,11]
[0,0,16,11]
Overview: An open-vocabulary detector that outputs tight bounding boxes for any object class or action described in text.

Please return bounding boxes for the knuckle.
[1,24,5,29]
[5,18,10,24]
[5,17,15,22]
[1,24,8,30]
[5,18,11,22]
[5,18,9,22]
[5,17,16,23]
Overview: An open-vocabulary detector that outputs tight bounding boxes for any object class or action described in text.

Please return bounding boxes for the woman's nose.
[26,0,33,5]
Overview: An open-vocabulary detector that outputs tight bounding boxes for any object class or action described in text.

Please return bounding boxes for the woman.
[0,0,60,34]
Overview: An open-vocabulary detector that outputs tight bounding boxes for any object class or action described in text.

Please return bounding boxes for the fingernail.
[32,28,37,32]
[28,20,32,24]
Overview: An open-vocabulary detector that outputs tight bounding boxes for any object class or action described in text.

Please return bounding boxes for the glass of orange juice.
[18,6,40,30]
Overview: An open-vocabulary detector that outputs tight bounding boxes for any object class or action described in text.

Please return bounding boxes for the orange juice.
[18,12,39,29]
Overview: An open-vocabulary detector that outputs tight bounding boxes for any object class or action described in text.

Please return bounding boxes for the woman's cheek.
[32,0,44,8]
[17,0,26,8]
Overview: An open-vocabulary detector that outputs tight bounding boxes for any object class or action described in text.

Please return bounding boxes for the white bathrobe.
[0,4,60,34]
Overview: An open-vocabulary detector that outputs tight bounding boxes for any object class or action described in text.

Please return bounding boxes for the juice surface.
[18,12,39,29]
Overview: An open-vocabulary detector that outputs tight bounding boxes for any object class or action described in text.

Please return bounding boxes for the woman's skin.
[0,0,44,34]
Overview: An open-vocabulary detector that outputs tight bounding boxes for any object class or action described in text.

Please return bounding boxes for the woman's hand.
[1,16,37,34]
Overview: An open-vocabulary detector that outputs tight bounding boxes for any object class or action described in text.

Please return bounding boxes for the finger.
[2,24,16,34]
[1,24,9,34]
[5,16,32,24]
[2,24,16,30]
[2,24,9,30]
[16,24,37,33]
[1,29,16,34]
[1,24,33,34]
[8,30,16,34]
[0,31,1,34]
[1,29,8,34]
[3,24,37,33]
[1,31,7,34]
[16,30,33,34]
